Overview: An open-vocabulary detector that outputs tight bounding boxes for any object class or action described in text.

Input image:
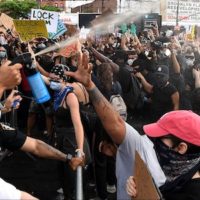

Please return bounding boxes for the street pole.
[176,0,180,26]
[102,0,104,13]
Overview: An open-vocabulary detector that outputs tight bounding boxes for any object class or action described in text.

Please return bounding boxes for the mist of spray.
[34,2,160,57]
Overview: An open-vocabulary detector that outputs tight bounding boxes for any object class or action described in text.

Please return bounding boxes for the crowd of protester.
[0,21,200,200]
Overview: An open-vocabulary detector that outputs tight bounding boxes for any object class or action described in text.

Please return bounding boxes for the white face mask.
[112,43,117,48]
[127,59,134,66]
[0,36,7,45]
[145,51,149,56]
[186,59,194,67]
[0,51,6,58]
[165,49,171,57]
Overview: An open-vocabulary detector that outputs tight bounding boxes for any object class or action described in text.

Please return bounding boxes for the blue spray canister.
[10,53,50,104]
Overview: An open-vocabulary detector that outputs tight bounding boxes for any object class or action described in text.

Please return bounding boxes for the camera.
[151,41,163,50]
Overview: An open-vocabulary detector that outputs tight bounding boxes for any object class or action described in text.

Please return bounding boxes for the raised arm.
[135,72,153,94]
[90,47,119,73]
[169,43,181,74]
[65,52,126,145]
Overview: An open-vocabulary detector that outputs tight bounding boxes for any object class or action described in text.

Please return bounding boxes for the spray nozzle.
[10,53,33,68]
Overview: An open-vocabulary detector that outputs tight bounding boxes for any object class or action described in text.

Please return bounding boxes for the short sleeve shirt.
[116,123,166,200]
[0,178,21,200]
[0,125,26,151]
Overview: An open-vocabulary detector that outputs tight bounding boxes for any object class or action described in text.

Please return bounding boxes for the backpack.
[110,94,127,121]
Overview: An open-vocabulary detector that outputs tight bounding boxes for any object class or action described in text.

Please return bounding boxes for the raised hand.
[65,51,94,90]
[0,61,22,90]
[4,90,22,110]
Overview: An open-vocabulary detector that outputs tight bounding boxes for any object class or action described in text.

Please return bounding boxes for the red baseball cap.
[143,110,200,146]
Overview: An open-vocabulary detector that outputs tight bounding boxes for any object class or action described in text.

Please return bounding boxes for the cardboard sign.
[49,19,67,39]
[0,13,14,30]
[133,151,161,200]
[13,20,48,42]
[58,39,81,58]
[31,9,58,33]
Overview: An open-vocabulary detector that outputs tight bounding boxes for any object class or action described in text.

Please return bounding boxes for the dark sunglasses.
[185,55,195,60]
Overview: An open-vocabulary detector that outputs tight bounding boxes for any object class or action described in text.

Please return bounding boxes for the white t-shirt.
[0,178,21,200]
[116,123,166,200]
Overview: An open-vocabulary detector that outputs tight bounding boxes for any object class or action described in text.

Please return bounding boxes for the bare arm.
[90,47,119,73]
[170,43,181,74]
[171,91,179,110]
[135,72,153,93]
[192,68,200,88]
[88,83,125,144]
[171,51,181,73]
[36,62,50,77]
[21,137,67,162]
[21,137,84,170]
[20,191,38,200]
[66,93,84,151]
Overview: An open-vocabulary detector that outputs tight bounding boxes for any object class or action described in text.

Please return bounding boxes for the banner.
[164,0,200,24]
[31,9,59,33]
[59,13,79,25]
[49,19,67,39]
[13,20,48,42]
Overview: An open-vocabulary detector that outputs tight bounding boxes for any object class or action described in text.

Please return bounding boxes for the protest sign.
[49,19,67,39]
[0,13,14,30]
[58,39,81,58]
[31,9,58,33]
[0,13,17,36]
[13,20,48,42]
[59,13,79,25]
[133,151,161,200]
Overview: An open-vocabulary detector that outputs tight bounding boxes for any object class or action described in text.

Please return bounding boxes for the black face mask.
[154,74,168,88]
[153,139,200,193]
[39,55,55,68]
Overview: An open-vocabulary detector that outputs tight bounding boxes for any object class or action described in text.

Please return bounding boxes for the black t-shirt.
[184,67,195,90]
[151,83,177,119]
[0,128,26,151]
[164,178,200,200]
[117,66,132,94]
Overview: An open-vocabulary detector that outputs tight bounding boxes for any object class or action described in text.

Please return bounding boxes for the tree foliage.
[0,0,61,19]
[0,0,37,19]
[41,5,61,12]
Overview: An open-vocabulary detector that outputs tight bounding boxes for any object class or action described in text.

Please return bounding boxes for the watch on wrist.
[66,153,73,162]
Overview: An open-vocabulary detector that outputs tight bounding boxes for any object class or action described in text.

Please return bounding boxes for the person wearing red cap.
[126,110,200,200]
[66,51,200,200]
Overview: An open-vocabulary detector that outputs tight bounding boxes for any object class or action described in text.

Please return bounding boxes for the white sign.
[31,9,59,33]
[165,0,200,24]
[49,19,67,39]
[59,13,79,25]
[117,0,160,14]
[65,1,95,9]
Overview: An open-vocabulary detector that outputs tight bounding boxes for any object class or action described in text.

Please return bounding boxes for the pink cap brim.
[143,122,169,137]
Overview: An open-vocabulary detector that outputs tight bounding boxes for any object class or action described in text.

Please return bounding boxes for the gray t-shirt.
[116,123,166,200]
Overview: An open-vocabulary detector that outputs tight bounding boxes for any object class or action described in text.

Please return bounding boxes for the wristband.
[66,153,73,162]
[75,149,85,157]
